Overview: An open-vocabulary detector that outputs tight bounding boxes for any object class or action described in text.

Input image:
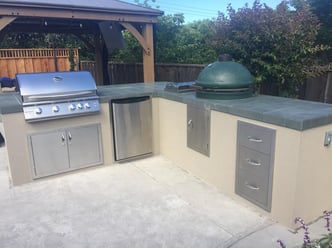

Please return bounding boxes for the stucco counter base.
[1,82,332,229]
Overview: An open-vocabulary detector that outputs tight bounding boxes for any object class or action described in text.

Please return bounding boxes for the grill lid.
[196,61,253,89]
[16,71,100,122]
[17,71,97,103]
[195,57,254,100]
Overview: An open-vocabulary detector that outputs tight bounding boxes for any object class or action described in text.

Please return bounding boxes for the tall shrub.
[212,0,326,97]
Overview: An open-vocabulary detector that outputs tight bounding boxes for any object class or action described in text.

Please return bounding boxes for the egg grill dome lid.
[196,61,254,89]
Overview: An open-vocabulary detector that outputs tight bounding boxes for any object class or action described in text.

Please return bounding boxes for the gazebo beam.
[120,22,149,55]
[120,22,154,82]
[0,17,16,31]
[0,7,159,23]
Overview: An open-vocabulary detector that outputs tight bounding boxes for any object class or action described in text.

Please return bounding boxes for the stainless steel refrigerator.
[111,96,152,161]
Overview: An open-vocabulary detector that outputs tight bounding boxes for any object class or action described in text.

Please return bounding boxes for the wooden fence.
[81,61,332,103]
[303,64,332,103]
[0,48,79,78]
[81,61,204,84]
[2,51,330,102]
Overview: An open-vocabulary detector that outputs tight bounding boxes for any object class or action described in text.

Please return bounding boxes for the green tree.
[174,19,217,64]
[0,33,47,48]
[155,15,217,64]
[212,0,326,96]
[0,32,95,60]
[154,13,185,63]
[292,0,332,62]
[307,0,332,62]
[111,14,217,64]
[110,30,143,62]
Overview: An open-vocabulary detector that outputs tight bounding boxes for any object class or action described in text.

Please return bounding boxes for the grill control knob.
[34,107,42,115]
[77,103,83,110]
[84,103,91,109]
[52,105,60,113]
[69,104,76,111]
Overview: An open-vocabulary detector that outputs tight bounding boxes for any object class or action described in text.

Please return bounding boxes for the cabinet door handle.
[246,159,261,167]
[245,182,260,191]
[248,136,263,143]
[187,119,193,129]
[68,132,72,143]
[61,134,66,145]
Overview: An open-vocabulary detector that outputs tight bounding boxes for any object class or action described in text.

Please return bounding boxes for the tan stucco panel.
[156,98,332,228]
[294,126,332,222]
[2,103,113,185]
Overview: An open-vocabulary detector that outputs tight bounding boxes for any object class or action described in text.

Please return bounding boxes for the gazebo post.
[142,23,154,83]
[94,34,104,85]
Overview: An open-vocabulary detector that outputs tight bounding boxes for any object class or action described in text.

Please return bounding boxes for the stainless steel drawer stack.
[235,121,276,211]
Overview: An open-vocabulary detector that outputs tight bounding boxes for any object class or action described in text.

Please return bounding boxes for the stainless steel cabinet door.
[29,130,69,177]
[187,104,210,156]
[112,97,152,161]
[67,124,103,169]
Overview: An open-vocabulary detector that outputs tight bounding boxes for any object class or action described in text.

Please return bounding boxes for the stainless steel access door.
[111,96,152,161]
[187,104,210,156]
[67,124,103,169]
[29,130,70,177]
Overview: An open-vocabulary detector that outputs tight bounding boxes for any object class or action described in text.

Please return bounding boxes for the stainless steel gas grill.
[16,71,100,122]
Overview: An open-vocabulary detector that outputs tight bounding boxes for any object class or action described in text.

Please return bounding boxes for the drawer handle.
[246,159,261,167]
[61,134,66,146]
[68,132,72,144]
[245,182,260,191]
[248,136,263,143]
[187,119,193,129]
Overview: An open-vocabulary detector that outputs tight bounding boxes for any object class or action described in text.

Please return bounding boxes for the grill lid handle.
[25,90,96,102]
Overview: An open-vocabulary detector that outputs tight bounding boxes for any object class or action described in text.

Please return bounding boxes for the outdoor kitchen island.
[1,81,332,229]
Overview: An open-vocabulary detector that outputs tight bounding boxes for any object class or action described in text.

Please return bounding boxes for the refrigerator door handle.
[112,96,150,104]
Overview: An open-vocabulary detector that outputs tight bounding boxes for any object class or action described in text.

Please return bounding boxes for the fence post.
[324,72,332,103]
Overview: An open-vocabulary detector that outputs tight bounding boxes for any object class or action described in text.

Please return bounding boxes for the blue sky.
[123,0,283,23]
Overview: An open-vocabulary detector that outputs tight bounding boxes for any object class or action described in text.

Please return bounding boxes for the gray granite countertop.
[0,92,22,114]
[2,82,332,131]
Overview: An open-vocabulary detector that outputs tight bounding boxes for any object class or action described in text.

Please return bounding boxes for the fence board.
[80,61,96,79]
[24,58,33,73]
[16,59,25,74]
[6,60,16,79]
[57,57,69,71]
[0,48,79,78]
[0,60,8,77]
[32,58,41,73]
[41,59,49,72]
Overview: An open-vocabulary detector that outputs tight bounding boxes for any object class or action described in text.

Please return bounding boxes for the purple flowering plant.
[277,211,332,248]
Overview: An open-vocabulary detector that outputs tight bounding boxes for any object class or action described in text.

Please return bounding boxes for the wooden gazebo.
[0,0,163,84]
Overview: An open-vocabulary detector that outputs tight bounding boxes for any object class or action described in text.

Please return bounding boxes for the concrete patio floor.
[0,125,328,247]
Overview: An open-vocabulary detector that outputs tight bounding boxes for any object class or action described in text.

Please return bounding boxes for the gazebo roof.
[0,0,163,16]
[0,0,163,23]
